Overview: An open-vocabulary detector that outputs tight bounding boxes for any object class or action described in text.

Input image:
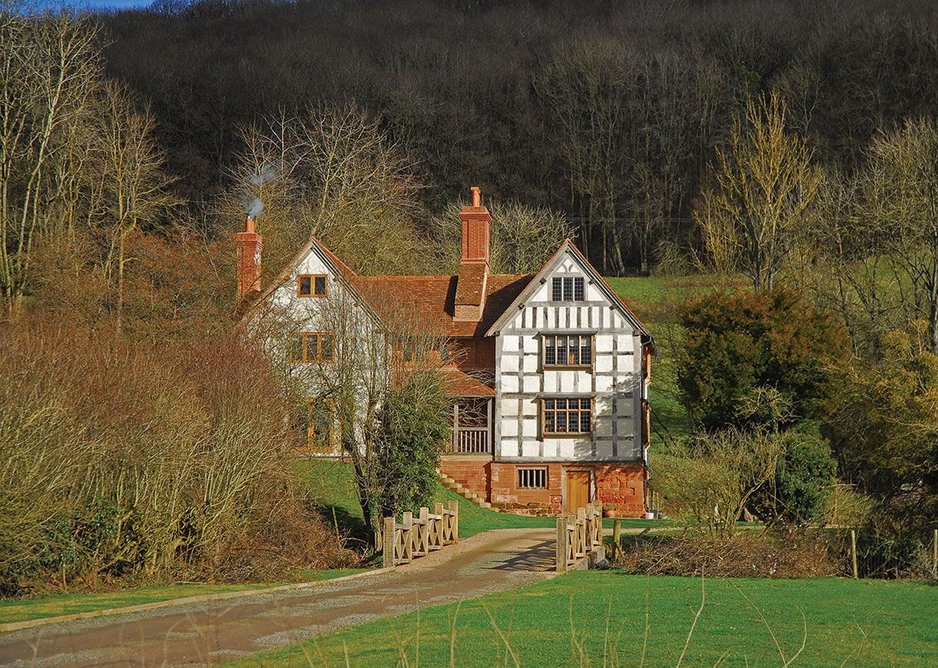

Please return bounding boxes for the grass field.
[0,569,364,625]
[229,571,938,667]
[607,274,744,443]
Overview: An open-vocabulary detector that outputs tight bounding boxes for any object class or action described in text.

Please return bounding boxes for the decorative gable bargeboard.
[236,187,654,517]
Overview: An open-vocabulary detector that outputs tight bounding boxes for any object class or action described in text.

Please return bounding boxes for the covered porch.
[440,366,495,456]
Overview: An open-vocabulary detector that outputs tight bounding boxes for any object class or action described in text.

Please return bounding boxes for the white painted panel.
[501,374,519,393]
[594,415,613,437]
[521,398,538,418]
[522,335,539,353]
[557,439,575,458]
[586,282,605,301]
[617,335,633,352]
[522,375,540,393]
[595,375,613,392]
[500,439,519,458]
[502,355,519,373]
[595,355,613,373]
[502,398,519,416]
[595,333,613,353]
[522,418,538,438]
[521,440,541,457]
[616,354,633,371]
[543,374,558,393]
[502,419,518,437]
[523,353,539,373]
[617,418,634,435]
[595,440,614,458]
[503,335,520,352]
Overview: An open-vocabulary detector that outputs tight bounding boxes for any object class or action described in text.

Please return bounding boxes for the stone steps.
[439,472,498,511]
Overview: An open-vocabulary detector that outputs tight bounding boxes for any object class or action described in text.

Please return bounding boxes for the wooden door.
[565,471,591,512]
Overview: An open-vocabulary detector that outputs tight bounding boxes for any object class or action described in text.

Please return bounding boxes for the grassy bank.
[607,274,744,443]
[229,571,938,667]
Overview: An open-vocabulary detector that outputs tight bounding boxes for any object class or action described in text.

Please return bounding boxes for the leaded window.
[542,398,592,435]
[543,334,592,367]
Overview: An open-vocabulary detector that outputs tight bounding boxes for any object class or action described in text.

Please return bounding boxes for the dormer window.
[297,274,327,298]
[552,276,584,302]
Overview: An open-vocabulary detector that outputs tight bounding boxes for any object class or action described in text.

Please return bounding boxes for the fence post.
[403,512,414,563]
[448,500,459,541]
[932,528,937,576]
[850,529,859,579]
[435,502,444,547]
[383,516,395,568]
[556,516,568,573]
[418,507,429,555]
[612,518,621,561]
[577,507,587,556]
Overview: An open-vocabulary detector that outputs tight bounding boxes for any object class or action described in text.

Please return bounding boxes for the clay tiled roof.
[355,273,532,337]
[440,365,496,397]
[454,262,487,307]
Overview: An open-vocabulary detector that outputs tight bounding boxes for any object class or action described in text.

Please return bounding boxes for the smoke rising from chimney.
[242,162,278,219]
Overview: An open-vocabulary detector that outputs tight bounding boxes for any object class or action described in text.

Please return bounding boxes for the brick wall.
[595,462,646,517]
[441,459,647,518]
[440,458,490,499]
[491,463,564,514]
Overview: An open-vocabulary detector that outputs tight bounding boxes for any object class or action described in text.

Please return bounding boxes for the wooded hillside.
[102,0,938,273]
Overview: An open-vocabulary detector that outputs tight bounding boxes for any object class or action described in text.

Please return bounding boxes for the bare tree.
[536,41,633,274]
[0,10,100,313]
[229,104,426,278]
[696,92,820,291]
[91,82,179,330]
[428,198,573,274]
[259,283,450,535]
[862,118,938,354]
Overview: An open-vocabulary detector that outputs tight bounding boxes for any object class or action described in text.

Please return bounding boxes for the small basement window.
[551,276,585,302]
[518,467,548,489]
[297,274,327,297]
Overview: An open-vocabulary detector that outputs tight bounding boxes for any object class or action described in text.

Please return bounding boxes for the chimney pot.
[454,186,491,322]
[236,217,263,301]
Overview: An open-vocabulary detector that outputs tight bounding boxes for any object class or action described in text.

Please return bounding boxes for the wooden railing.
[449,426,490,454]
[556,502,604,572]
[382,501,459,568]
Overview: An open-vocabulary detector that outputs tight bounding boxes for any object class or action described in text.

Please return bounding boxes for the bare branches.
[229,104,425,278]
[0,11,101,313]
[696,92,820,291]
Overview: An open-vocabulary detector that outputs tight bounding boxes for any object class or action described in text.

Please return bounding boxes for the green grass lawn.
[229,571,938,667]
[0,569,363,625]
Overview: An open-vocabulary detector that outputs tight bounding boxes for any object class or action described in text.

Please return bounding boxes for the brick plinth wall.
[491,463,564,515]
[440,457,490,500]
[595,462,646,517]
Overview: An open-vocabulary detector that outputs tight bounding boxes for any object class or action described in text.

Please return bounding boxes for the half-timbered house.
[236,188,654,516]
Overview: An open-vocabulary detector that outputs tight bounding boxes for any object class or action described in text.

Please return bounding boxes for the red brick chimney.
[454,186,491,322]
[236,217,263,300]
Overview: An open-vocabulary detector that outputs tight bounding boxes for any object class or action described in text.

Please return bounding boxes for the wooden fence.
[556,502,604,572]
[382,501,459,568]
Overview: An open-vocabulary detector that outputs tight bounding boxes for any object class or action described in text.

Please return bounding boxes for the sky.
[32,0,153,10]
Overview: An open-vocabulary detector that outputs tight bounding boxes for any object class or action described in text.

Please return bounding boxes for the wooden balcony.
[451,426,490,454]
[446,398,493,455]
